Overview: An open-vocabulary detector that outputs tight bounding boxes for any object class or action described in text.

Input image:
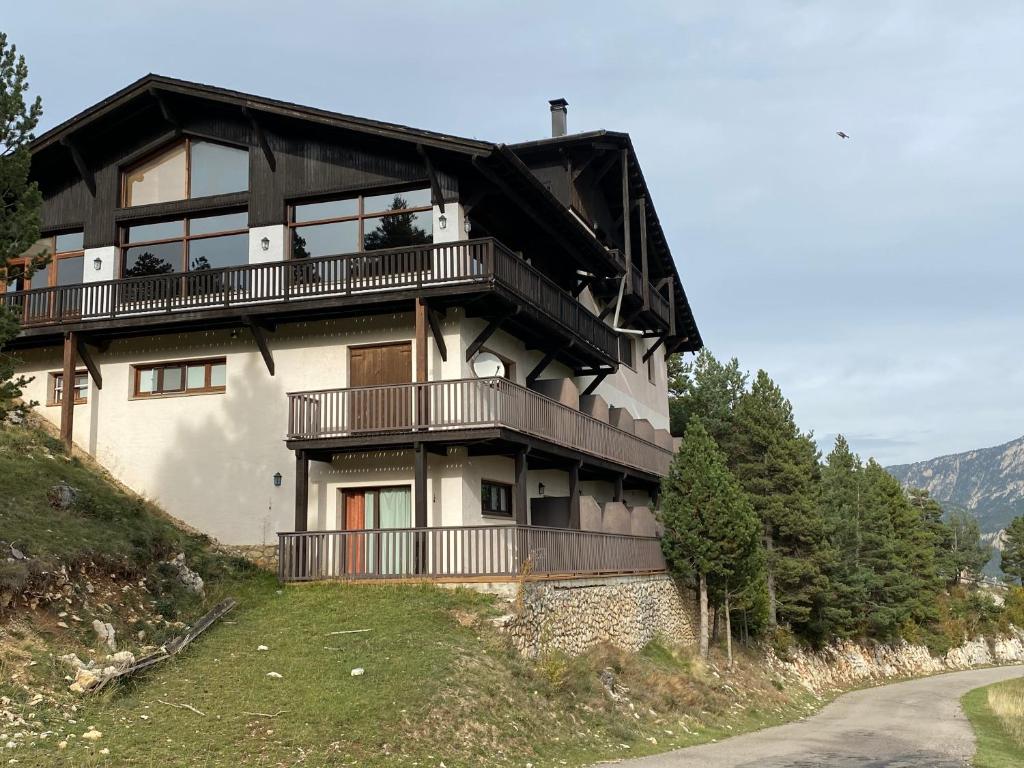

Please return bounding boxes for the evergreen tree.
[666,349,747,442]
[729,370,826,637]
[659,418,760,660]
[362,196,430,250]
[944,509,991,583]
[1001,516,1024,586]
[0,33,43,422]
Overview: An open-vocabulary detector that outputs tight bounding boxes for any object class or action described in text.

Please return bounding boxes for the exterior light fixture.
[93,256,103,271]
[273,472,283,487]
[538,482,545,497]
[260,236,271,252]
[438,213,447,230]
[463,219,472,234]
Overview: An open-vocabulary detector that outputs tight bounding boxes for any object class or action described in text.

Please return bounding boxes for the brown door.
[343,490,367,574]
[349,342,412,431]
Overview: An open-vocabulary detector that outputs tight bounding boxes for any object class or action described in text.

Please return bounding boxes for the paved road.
[614,664,1024,768]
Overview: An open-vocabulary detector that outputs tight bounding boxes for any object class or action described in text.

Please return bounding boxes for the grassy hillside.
[0,421,822,767]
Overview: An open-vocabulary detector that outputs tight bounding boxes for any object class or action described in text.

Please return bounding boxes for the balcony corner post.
[568,460,582,530]
[59,331,78,454]
[513,447,529,526]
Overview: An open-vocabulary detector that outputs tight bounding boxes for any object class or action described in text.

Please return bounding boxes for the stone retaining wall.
[503,573,696,657]
[217,544,278,571]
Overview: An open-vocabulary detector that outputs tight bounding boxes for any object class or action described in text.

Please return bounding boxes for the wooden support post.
[568,461,581,530]
[513,448,529,525]
[581,372,608,397]
[414,443,428,528]
[415,298,428,382]
[638,195,649,309]
[60,333,77,453]
[425,306,447,362]
[621,149,632,292]
[294,451,309,532]
[613,474,624,503]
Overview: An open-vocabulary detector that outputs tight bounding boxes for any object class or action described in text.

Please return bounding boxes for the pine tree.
[944,509,991,583]
[666,349,747,442]
[659,418,760,660]
[0,33,43,422]
[728,370,826,637]
[1001,516,1024,586]
[362,196,430,250]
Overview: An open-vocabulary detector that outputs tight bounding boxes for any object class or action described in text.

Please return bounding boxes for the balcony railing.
[277,524,666,582]
[287,377,672,477]
[0,238,619,362]
[629,263,671,327]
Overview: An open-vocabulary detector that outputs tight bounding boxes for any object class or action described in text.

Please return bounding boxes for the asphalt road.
[612,664,1024,768]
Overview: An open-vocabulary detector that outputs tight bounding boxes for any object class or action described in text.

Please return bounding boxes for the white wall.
[248,225,287,264]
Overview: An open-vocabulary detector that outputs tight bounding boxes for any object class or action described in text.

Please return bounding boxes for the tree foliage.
[1001,516,1024,586]
[0,33,43,422]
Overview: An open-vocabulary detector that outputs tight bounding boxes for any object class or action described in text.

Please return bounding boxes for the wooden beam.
[613,473,624,503]
[60,138,95,197]
[526,351,556,386]
[415,298,428,381]
[568,461,581,530]
[425,305,447,363]
[60,332,77,453]
[642,336,666,364]
[294,451,309,531]
[418,145,445,213]
[149,87,180,132]
[513,448,529,526]
[621,149,632,291]
[581,372,608,397]
[465,308,515,362]
[242,107,276,172]
[638,195,649,309]
[668,278,676,336]
[414,442,428,528]
[75,337,102,390]
[243,317,275,376]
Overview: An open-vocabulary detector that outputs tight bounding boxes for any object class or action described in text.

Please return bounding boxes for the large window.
[122,138,249,207]
[47,370,88,407]
[481,480,512,517]
[289,188,432,259]
[132,358,226,398]
[3,232,85,292]
[120,211,248,277]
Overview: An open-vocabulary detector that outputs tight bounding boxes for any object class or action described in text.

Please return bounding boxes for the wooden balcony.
[287,377,673,478]
[277,524,666,583]
[0,238,619,367]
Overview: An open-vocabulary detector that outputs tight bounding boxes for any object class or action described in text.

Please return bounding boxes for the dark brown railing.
[0,238,619,361]
[277,524,666,582]
[287,377,672,477]
[629,263,671,327]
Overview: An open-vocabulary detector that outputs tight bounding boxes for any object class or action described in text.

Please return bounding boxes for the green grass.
[963,678,1024,768]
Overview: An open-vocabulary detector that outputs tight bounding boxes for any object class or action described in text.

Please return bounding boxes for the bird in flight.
[836,131,850,139]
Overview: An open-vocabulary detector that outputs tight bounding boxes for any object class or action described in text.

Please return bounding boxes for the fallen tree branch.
[243,710,287,718]
[157,699,206,716]
[326,629,370,636]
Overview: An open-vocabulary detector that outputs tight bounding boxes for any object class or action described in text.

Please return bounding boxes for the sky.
[6,1,1023,466]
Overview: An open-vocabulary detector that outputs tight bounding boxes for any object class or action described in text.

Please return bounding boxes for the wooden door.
[349,342,412,431]
[343,490,367,574]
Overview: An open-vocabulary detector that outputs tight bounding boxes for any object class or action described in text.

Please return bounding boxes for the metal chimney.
[549,98,568,137]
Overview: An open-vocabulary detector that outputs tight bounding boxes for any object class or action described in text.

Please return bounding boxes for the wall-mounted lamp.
[260,236,271,252]
[463,219,472,234]
[437,213,447,230]
[273,472,283,487]
[538,482,545,497]
[92,256,103,271]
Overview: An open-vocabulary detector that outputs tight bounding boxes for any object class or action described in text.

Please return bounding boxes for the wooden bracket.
[243,316,275,376]
[75,337,103,390]
[418,145,445,213]
[425,305,447,362]
[526,351,556,386]
[60,137,95,197]
[641,336,666,364]
[581,372,608,397]
[242,107,276,172]
[149,87,181,133]
[465,307,517,361]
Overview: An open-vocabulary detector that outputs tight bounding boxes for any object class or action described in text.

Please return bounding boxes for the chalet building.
[3,76,702,581]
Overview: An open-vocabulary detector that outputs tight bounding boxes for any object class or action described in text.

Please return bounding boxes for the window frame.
[619,335,636,370]
[130,357,227,399]
[46,369,89,407]
[118,210,248,278]
[647,345,656,384]
[287,187,433,258]
[481,479,513,518]
[120,137,249,208]
[3,232,85,292]
[339,484,414,531]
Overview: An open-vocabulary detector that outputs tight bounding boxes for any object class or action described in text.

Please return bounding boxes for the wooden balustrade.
[277,524,666,582]
[287,377,673,477]
[0,238,621,362]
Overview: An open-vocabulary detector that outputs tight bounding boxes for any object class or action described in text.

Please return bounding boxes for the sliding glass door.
[340,486,412,576]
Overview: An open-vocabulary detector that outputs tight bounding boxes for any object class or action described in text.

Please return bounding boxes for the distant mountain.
[886,436,1024,539]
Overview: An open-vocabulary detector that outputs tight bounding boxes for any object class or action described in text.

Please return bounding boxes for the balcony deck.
[287,377,673,479]
[1,238,620,369]
[277,524,667,583]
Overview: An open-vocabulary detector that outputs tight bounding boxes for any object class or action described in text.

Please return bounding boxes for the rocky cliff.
[887,435,1024,536]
